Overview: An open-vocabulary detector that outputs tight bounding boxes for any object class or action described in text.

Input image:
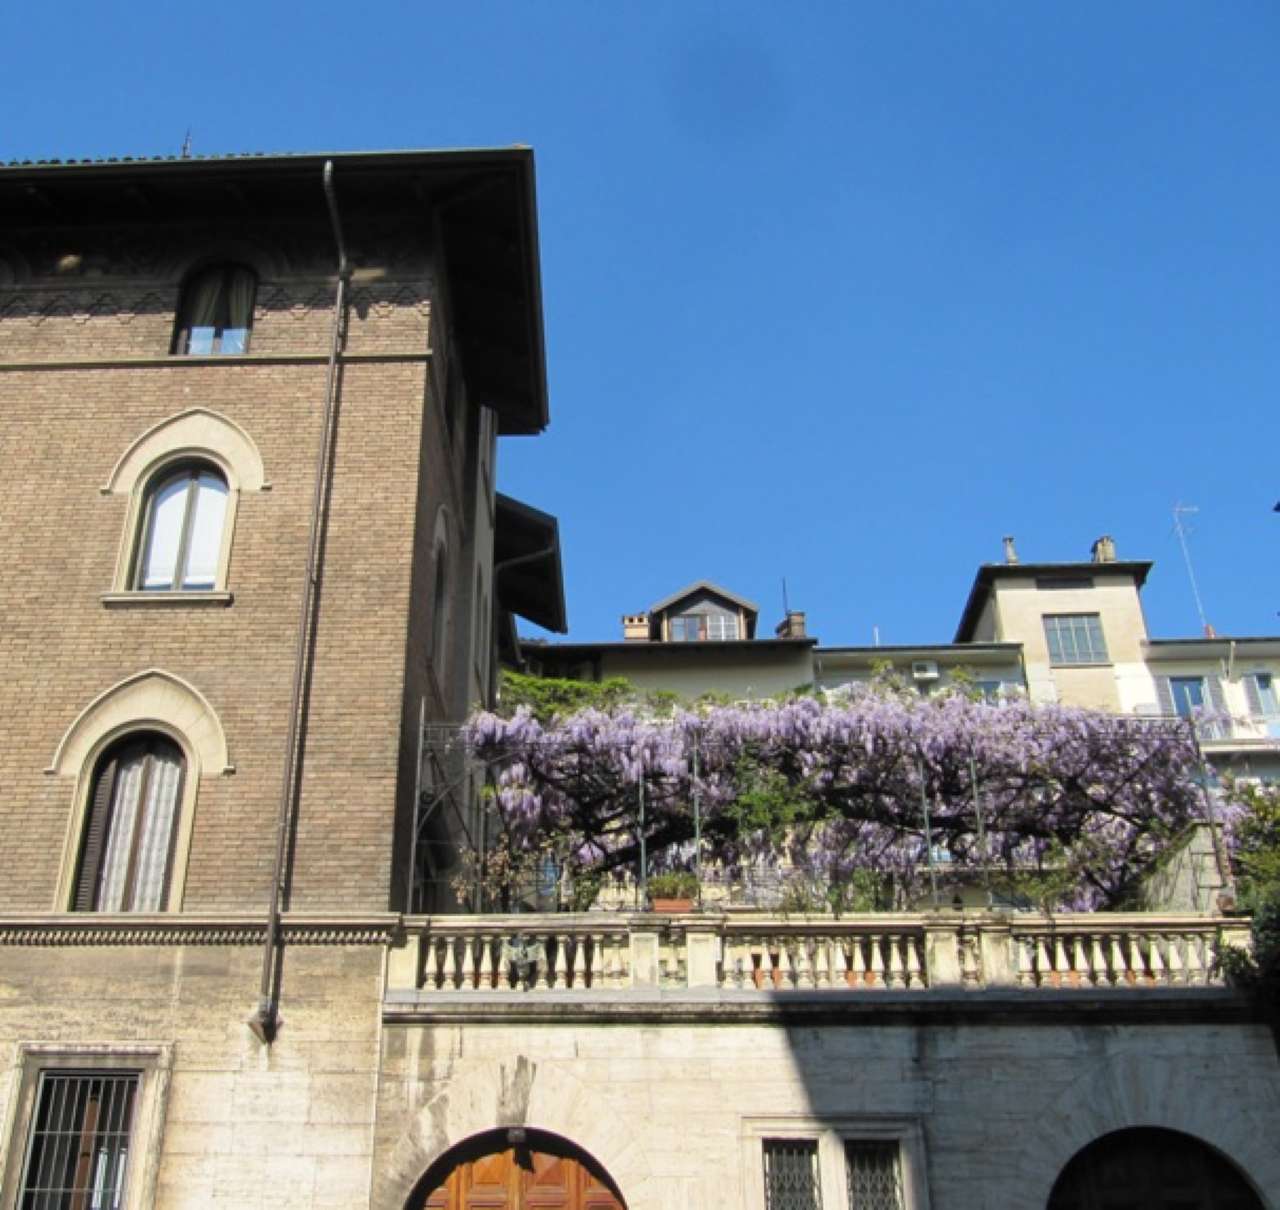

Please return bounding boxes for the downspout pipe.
[252,161,350,1043]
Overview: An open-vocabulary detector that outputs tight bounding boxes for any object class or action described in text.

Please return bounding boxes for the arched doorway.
[1048,1127,1264,1210]
[410,1127,627,1210]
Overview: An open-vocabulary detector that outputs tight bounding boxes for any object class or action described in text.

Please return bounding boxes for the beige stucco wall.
[990,574,1148,711]
[371,1015,1280,1210]
[596,647,815,701]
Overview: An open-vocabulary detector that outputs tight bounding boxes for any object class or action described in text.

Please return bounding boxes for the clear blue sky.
[9,3,1279,645]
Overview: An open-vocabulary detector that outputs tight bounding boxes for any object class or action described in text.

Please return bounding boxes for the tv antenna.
[1172,503,1211,635]
[181,129,192,160]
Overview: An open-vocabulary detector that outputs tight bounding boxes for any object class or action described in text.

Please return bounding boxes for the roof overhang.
[1144,637,1280,661]
[954,561,1153,642]
[495,492,566,635]
[0,148,549,434]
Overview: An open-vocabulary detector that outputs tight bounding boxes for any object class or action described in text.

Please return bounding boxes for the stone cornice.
[384,986,1257,1028]
[0,911,401,947]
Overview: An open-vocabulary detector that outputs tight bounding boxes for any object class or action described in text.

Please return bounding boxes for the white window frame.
[741,1116,930,1210]
[0,1043,172,1210]
[1043,613,1109,666]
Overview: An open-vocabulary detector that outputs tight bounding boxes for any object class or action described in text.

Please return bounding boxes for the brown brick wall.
[0,258,462,914]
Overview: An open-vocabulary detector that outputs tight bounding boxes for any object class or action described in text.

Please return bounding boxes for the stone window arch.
[48,670,231,912]
[101,408,268,600]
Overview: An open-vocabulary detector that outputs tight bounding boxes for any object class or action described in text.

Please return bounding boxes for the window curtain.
[95,740,183,911]
[183,267,224,329]
[225,266,257,331]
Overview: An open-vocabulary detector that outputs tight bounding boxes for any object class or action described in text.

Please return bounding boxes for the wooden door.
[420,1145,625,1210]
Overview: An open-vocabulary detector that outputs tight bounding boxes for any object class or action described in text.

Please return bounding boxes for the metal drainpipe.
[252,161,350,1043]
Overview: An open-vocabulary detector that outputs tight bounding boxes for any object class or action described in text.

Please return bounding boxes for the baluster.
[1014,936,1033,987]
[1109,935,1126,985]
[1184,933,1205,985]
[1093,935,1111,986]
[886,936,905,989]
[477,935,494,990]
[1069,936,1087,985]
[423,936,440,990]
[795,940,814,989]
[441,935,458,990]
[607,933,624,988]
[535,935,551,990]
[586,934,602,988]
[869,935,886,988]
[833,937,850,987]
[553,934,569,988]
[1036,937,1053,987]
[1127,934,1144,984]
[1166,934,1185,985]
[459,935,476,989]
[905,935,923,988]
[1053,936,1070,986]
[1147,935,1165,984]
[814,937,831,988]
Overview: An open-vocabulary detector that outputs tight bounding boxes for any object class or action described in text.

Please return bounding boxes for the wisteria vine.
[463,689,1208,909]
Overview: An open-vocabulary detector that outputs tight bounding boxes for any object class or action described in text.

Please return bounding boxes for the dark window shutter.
[1155,676,1175,716]
[1245,674,1263,715]
[74,754,118,911]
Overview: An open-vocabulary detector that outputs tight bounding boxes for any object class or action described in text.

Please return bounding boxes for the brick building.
[1,149,1278,1210]
[0,148,565,1207]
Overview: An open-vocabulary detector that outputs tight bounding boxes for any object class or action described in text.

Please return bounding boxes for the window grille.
[1043,613,1109,665]
[762,1138,822,1210]
[19,1071,138,1209]
[845,1140,904,1210]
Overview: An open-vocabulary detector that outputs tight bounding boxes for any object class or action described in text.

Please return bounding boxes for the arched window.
[74,734,186,912]
[172,263,257,355]
[134,463,229,591]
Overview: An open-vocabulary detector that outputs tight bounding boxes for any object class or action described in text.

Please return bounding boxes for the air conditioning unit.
[911,660,940,681]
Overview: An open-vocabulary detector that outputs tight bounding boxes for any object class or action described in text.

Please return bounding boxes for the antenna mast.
[1172,502,1211,635]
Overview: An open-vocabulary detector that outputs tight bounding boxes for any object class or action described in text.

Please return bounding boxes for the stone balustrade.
[385,911,1250,997]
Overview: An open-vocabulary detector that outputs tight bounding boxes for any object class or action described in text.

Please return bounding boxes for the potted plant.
[647,870,699,913]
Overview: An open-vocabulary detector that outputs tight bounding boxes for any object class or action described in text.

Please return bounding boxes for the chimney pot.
[1002,536,1019,565]
[622,613,650,641]
[775,611,807,639]
[1091,535,1117,563]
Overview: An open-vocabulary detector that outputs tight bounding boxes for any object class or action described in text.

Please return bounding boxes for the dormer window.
[173,263,257,355]
[670,613,739,642]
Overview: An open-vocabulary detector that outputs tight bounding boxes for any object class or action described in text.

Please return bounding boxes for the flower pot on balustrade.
[646,872,699,913]
[650,897,695,914]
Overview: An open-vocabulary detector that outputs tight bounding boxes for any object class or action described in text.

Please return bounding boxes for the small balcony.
[384,911,1249,1015]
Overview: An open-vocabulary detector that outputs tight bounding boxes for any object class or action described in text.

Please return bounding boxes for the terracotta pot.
[650,897,695,913]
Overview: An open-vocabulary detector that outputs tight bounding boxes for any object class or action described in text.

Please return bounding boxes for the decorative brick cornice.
[0,912,401,947]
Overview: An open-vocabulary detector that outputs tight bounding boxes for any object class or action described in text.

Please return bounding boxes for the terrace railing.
[386,911,1249,997]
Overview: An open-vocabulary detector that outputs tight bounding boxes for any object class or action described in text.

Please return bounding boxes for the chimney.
[775,611,807,639]
[1091,535,1117,563]
[622,613,650,641]
[1002,536,1019,565]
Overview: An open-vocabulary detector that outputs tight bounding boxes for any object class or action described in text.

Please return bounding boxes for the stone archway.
[1047,1127,1265,1210]
[408,1128,627,1210]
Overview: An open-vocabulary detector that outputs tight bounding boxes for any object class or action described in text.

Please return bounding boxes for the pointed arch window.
[134,463,229,591]
[173,263,257,355]
[74,734,185,912]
